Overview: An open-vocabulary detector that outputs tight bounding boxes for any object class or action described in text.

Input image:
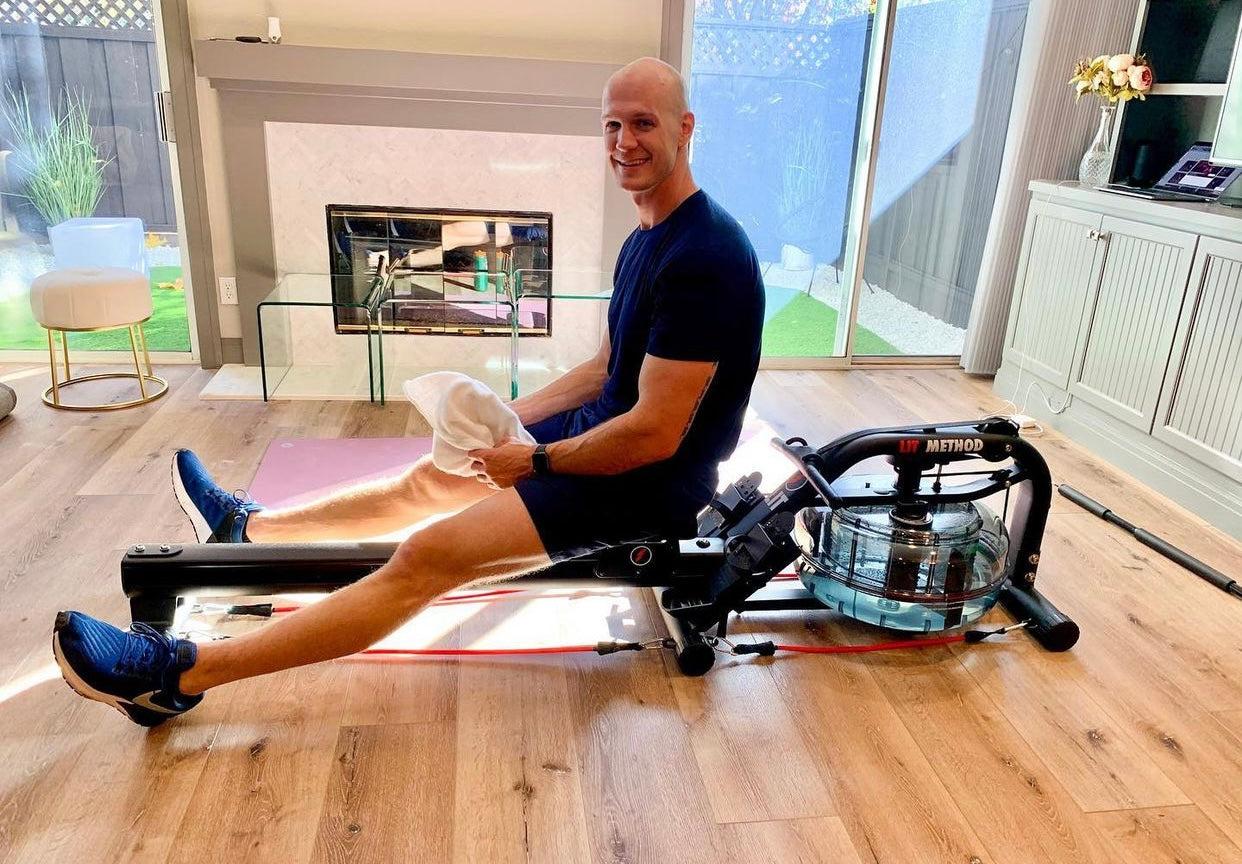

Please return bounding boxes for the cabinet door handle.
[1087,229,1110,242]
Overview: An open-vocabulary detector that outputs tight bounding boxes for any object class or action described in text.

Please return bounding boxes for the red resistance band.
[246,585,1022,659]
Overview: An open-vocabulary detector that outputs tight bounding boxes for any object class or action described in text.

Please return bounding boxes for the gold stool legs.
[128,325,148,400]
[40,321,169,411]
[45,328,61,407]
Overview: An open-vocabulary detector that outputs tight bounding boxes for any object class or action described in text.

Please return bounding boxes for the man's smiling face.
[601,70,691,195]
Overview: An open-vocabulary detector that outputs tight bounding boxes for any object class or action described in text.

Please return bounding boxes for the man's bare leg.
[246,454,495,542]
[179,488,549,693]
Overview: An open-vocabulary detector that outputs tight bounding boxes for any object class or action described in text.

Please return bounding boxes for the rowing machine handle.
[771,437,845,510]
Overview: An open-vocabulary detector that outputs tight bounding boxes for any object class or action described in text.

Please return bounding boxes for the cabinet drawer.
[1154,236,1242,478]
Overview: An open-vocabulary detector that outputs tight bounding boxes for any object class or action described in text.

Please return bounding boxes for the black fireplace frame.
[326,203,554,338]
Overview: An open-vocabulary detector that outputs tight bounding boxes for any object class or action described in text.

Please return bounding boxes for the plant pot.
[780,243,814,271]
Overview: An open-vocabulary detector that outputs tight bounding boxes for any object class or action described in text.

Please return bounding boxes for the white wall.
[185,0,664,340]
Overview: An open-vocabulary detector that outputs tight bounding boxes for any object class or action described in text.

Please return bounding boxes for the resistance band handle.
[226,603,274,617]
[732,641,778,656]
[594,640,644,655]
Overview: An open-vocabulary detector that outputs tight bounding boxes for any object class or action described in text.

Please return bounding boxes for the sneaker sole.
[170,450,211,543]
[51,613,169,727]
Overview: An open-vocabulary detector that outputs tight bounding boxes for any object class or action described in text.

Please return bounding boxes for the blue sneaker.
[172,449,263,543]
[52,611,203,727]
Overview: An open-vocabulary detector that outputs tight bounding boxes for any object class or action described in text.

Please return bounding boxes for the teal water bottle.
[473,250,488,292]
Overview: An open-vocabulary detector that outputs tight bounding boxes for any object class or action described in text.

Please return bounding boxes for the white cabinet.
[996,181,1242,540]
[1070,217,1197,432]
[1004,202,1197,432]
[1004,200,1102,388]
[1154,236,1242,475]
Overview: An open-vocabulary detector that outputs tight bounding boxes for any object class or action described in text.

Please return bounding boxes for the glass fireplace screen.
[327,205,552,336]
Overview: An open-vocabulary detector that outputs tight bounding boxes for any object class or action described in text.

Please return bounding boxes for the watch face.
[533,446,550,475]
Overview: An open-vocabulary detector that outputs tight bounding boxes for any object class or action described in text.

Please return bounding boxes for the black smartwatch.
[531,443,553,476]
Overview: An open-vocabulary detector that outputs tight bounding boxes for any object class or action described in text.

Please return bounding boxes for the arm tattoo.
[680,370,716,440]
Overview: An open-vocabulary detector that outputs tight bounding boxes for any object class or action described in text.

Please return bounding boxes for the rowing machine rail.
[122,417,1079,675]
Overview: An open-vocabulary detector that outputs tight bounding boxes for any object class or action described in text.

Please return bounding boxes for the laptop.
[1097,142,1242,202]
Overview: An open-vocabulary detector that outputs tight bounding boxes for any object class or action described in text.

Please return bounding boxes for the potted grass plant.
[777,110,833,273]
[1,87,108,236]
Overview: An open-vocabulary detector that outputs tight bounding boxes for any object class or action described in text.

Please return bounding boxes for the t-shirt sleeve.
[647,253,753,362]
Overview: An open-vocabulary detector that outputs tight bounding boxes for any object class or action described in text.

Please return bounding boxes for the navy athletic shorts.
[515,408,709,562]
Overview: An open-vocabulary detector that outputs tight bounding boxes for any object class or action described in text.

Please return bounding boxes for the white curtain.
[961,0,1142,374]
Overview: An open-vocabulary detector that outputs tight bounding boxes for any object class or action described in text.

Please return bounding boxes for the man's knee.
[382,491,548,588]
[385,522,474,587]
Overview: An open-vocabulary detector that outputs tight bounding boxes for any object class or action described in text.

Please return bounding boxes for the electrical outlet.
[218,276,238,305]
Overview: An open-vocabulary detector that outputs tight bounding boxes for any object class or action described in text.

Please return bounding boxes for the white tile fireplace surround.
[194,41,630,402]
[258,122,607,400]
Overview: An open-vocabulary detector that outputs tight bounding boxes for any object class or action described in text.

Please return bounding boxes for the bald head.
[604,57,689,118]
[601,56,697,218]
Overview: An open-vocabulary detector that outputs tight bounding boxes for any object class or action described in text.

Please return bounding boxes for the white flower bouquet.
[1069,53,1155,103]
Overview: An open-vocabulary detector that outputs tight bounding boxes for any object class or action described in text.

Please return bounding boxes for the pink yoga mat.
[248,412,789,511]
[249,437,433,508]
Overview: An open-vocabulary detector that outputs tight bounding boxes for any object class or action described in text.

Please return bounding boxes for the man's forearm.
[510,358,608,426]
[543,411,673,475]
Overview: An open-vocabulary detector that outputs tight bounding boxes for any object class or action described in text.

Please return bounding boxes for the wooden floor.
[2,363,1242,864]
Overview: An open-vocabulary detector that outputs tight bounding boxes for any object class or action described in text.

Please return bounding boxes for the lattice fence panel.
[0,0,154,30]
[694,19,840,77]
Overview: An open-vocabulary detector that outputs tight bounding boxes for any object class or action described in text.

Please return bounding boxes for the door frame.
[155,0,223,368]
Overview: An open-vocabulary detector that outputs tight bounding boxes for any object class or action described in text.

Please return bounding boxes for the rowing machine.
[121,417,1079,675]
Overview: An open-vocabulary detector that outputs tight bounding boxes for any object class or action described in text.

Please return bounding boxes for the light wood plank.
[719,816,868,864]
[566,592,724,864]
[6,691,229,864]
[168,660,350,862]
[1088,805,1242,864]
[869,643,1121,863]
[1214,709,1242,741]
[450,594,594,864]
[955,638,1191,813]
[738,614,992,864]
[309,722,455,863]
[670,656,837,824]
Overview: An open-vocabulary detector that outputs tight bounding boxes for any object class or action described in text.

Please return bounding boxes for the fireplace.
[195,41,634,395]
[327,204,553,337]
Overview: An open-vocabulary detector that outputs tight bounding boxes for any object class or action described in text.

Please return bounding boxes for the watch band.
[532,443,553,476]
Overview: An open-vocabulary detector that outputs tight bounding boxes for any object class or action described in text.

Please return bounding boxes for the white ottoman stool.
[29,266,168,410]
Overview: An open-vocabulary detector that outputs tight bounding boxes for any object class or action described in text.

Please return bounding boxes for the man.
[52,57,765,726]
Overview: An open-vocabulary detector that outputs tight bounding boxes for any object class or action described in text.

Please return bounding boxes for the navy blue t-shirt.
[569,189,764,503]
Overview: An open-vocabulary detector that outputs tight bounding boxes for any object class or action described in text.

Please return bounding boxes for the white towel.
[403,372,535,477]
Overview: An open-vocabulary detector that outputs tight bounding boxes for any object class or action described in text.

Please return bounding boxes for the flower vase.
[1078,104,1116,187]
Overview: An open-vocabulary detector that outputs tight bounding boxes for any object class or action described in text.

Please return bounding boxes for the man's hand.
[468,439,537,489]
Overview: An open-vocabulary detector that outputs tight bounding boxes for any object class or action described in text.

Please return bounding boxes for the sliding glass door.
[0,0,193,356]
[687,0,1031,362]
[689,1,871,359]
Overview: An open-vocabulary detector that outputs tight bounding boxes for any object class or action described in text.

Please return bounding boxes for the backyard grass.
[762,291,898,356]
[0,266,190,352]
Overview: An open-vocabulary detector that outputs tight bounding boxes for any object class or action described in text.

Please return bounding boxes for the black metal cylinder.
[999,583,1080,652]
[653,587,716,676]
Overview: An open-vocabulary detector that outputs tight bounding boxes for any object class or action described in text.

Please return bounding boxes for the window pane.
[0,2,189,354]
[689,1,875,358]
[858,0,1029,357]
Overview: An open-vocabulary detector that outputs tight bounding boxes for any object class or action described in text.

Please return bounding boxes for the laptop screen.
[1155,142,1241,197]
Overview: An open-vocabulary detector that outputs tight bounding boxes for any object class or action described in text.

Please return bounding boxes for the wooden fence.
[0,21,175,231]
